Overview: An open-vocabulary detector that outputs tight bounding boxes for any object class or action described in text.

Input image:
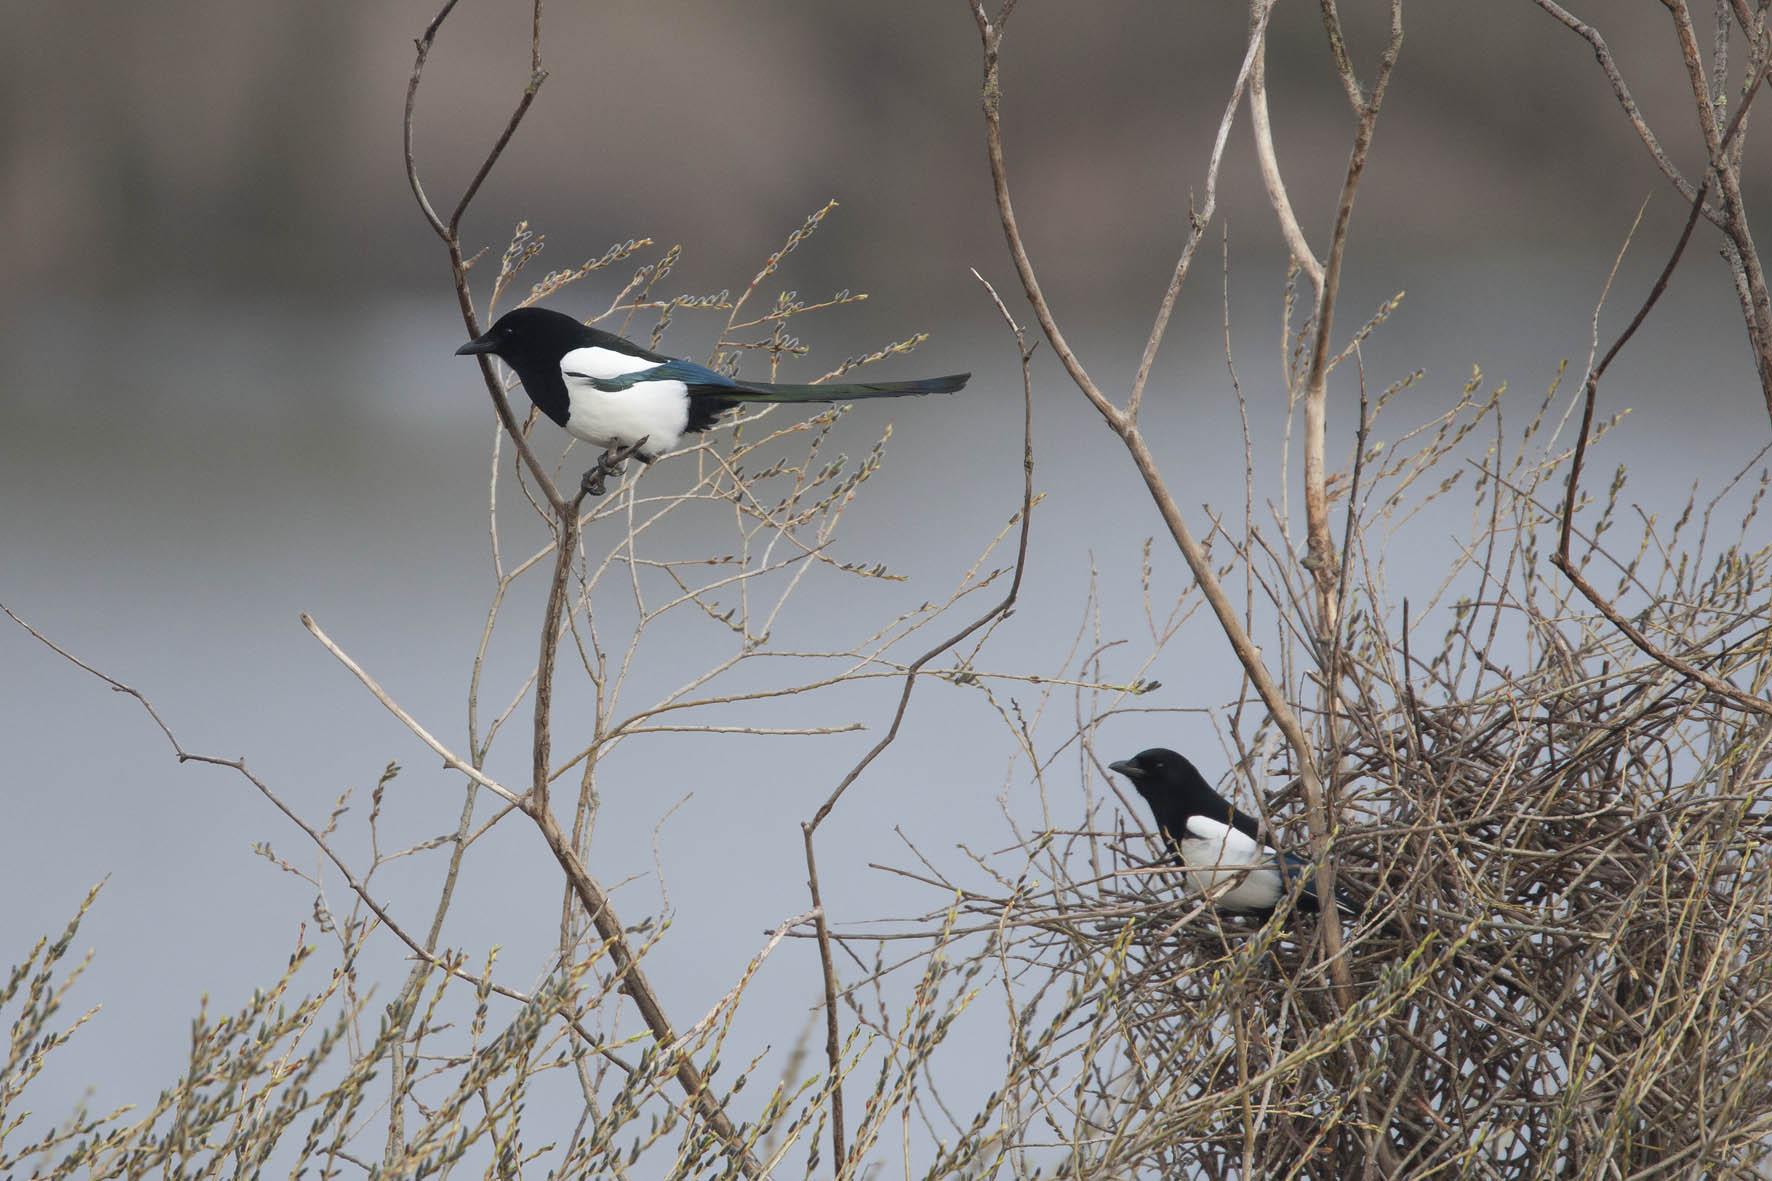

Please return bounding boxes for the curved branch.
[0,602,634,1076]
[1555,107,1772,719]
[1249,17,1323,292]
[1527,0,1714,216]
[967,0,1118,431]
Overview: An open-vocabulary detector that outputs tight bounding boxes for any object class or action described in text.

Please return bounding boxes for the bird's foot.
[576,438,651,500]
[579,454,619,499]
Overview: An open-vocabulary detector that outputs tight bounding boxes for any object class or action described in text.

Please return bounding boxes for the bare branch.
[1249,10,1323,292]
[301,613,522,805]
[1126,0,1274,420]
[1302,0,1404,636]
[799,268,1038,1176]
[1553,192,1771,716]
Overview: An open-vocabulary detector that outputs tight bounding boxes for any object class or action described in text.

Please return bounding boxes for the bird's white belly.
[563,379,690,457]
[1179,834,1283,911]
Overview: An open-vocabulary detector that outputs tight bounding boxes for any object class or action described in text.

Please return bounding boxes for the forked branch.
[1556,134,1772,719]
[964,0,1359,1012]
[401,2,765,1172]
[1531,0,1772,422]
[1301,0,1403,638]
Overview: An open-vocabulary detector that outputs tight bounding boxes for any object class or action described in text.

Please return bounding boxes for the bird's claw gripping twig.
[579,461,615,500]
[577,437,650,500]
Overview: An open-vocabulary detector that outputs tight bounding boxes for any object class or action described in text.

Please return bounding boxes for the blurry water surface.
[4,243,1769,1151]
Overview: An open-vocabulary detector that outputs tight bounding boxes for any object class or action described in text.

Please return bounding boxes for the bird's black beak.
[1108,759,1142,781]
[455,334,497,357]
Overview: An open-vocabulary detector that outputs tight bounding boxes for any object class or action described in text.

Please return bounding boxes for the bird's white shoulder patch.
[1178,815,1284,912]
[559,346,659,381]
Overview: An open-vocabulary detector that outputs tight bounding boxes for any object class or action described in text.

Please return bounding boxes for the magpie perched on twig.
[1109,747,1351,920]
[457,307,970,497]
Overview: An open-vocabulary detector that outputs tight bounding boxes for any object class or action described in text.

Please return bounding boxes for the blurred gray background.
[4,0,1769,1160]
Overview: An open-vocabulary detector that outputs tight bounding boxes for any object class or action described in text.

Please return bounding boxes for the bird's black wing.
[1226,805,1268,846]
[1276,848,1365,917]
[572,358,736,395]
[576,325,677,366]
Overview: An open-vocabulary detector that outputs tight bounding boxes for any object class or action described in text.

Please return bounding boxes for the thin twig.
[800,269,1038,1177]
[1554,72,1772,718]
[1301,0,1404,637]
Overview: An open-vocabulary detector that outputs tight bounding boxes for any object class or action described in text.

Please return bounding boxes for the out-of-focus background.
[3,0,1767,1147]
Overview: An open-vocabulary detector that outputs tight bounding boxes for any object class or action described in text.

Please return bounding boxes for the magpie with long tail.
[1108,747,1353,920]
[457,307,969,496]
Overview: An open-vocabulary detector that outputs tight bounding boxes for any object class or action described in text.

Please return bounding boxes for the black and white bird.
[457,307,969,493]
[1109,747,1344,919]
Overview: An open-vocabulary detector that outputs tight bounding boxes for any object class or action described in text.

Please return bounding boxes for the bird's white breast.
[558,347,690,457]
[1178,816,1284,911]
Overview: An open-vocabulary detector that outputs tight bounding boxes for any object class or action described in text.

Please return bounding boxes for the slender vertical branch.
[800,827,845,1169]
[1664,0,1772,414]
[520,501,768,1176]
[1302,0,1404,638]
[1126,0,1275,421]
[967,1,1116,431]
[1318,1,1365,111]
[531,495,583,820]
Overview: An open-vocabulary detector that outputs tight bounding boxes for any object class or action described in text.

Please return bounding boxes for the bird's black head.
[455,307,589,370]
[1108,748,1222,818]
[456,307,591,427]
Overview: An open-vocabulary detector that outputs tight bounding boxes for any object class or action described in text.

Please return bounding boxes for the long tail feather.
[706,374,970,403]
